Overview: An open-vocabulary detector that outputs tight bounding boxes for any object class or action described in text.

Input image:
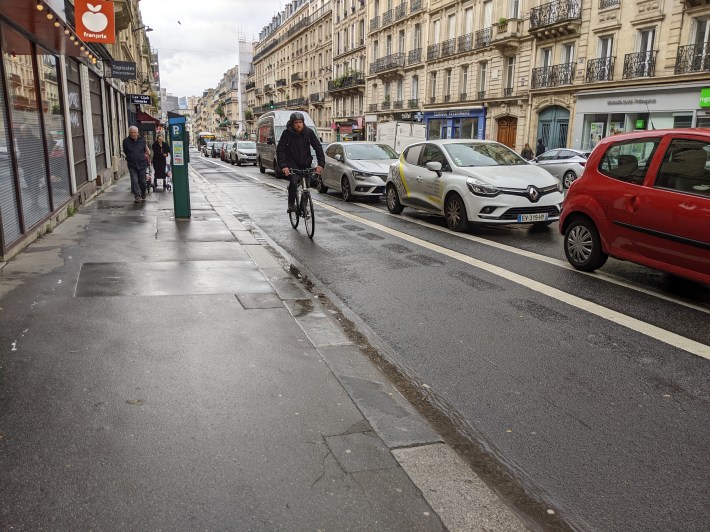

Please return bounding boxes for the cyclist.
[277,112,325,213]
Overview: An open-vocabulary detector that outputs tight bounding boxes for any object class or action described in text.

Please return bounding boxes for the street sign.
[75,0,115,44]
[129,94,150,105]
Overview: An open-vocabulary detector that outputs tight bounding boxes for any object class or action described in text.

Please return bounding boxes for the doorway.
[537,106,570,149]
[497,117,517,149]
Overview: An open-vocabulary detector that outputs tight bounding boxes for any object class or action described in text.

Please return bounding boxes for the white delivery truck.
[376,121,426,153]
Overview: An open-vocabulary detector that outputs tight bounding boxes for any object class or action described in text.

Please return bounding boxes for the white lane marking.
[355,203,710,316]
[194,166,710,358]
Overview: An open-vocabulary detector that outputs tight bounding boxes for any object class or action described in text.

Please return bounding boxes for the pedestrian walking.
[521,143,534,161]
[122,125,150,203]
[151,134,170,190]
[535,138,546,157]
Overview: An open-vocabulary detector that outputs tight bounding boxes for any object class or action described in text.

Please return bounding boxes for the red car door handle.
[630,196,641,212]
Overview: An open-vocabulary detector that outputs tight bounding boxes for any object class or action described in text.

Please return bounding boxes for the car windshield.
[443,143,527,167]
[238,141,255,149]
[345,143,398,160]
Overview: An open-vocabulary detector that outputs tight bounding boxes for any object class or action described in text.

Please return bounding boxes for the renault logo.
[527,186,540,203]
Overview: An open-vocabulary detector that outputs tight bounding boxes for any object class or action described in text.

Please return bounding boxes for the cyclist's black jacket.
[276,125,325,172]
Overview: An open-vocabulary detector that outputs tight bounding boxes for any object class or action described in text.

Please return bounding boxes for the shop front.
[423,108,486,141]
[572,83,710,150]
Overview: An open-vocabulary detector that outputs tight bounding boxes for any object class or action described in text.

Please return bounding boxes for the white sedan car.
[386,139,564,231]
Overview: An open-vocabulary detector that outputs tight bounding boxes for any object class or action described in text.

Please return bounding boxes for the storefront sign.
[75,0,116,44]
[700,88,710,108]
[607,98,656,106]
[365,114,378,123]
[110,61,136,80]
[129,94,151,105]
[426,109,482,118]
[339,124,353,134]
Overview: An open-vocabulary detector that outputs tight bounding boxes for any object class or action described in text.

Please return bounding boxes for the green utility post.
[168,115,190,218]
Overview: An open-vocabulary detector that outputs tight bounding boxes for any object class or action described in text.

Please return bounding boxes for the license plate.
[518,213,548,222]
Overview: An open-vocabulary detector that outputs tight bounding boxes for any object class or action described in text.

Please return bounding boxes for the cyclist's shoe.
[287,203,296,213]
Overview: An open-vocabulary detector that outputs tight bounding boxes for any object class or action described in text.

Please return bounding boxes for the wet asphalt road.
[193,151,710,532]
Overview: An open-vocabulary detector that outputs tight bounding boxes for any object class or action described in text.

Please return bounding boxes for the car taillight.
[578,161,586,167]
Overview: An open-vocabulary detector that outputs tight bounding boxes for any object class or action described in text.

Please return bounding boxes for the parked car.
[318,142,399,201]
[210,142,222,158]
[220,142,230,161]
[202,141,214,157]
[228,141,258,166]
[532,148,592,189]
[386,139,564,231]
[560,129,710,285]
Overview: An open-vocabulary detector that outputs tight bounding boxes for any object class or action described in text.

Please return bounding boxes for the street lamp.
[133,25,153,33]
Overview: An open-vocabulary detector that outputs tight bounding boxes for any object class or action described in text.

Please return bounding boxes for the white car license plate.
[518,213,548,222]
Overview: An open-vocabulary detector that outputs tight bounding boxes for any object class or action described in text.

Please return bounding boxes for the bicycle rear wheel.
[289,189,300,229]
[303,192,315,238]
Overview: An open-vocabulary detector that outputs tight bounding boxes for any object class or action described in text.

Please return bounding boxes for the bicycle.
[288,168,315,238]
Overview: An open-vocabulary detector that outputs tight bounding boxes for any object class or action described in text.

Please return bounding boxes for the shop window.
[428,118,443,140]
[66,59,88,186]
[2,24,51,230]
[0,44,21,247]
[37,49,70,207]
[89,72,107,172]
[461,117,478,139]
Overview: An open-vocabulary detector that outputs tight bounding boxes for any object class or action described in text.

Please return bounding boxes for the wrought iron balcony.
[382,100,392,109]
[291,72,304,83]
[460,92,468,101]
[408,48,422,65]
[675,43,710,74]
[475,28,492,49]
[458,33,473,53]
[382,9,393,26]
[531,62,575,88]
[245,81,256,90]
[441,38,456,57]
[328,75,366,92]
[392,100,403,109]
[477,91,486,100]
[408,98,419,108]
[369,103,378,112]
[369,53,405,75]
[429,96,437,104]
[427,43,440,60]
[287,97,309,107]
[369,16,379,32]
[503,87,514,97]
[411,0,422,13]
[395,2,407,20]
[310,92,324,103]
[623,51,656,79]
[444,95,452,103]
[599,0,619,8]
[264,84,274,93]
[276,78,287,87]
[586,57,614,82]
[529,0,581,38]
[274,100,287,109]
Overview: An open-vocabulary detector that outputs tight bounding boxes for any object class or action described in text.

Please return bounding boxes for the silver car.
[532,148,591,189]
[228,141,257,166]
[318,142,399,201]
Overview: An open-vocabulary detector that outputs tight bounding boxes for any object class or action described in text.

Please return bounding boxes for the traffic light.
[268,99,275,109]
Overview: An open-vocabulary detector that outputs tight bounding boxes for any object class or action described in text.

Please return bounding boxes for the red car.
[560,129,710,285]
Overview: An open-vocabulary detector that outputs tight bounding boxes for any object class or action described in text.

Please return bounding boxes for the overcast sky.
[138,0,285,99]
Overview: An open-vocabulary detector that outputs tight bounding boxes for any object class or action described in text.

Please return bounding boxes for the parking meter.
[168,115,190,218]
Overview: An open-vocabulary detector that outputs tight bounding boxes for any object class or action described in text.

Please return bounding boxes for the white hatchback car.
[386,140,564,231]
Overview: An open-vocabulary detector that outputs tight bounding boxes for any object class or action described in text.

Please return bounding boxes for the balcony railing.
[287,97,309,107]
[393,100,404,109]
[291,72,304,82]
[382,100,392,109]
[460,92,468,101]
[328,75,365,91]
[411,0,422,13]
[382,9,393,26]
[586,57,614,82]
[503,87,514,97]
[444,95,452,102]
[369,16,379,32]
[531,62,575,88]
[441,38,456,57]
[675,43,710,74]
[395,2,407,20]
[370,52,406,74]
[623,51,656,79]
[458,33,473,53]
[475,27,492,49]
[369,103,378,112]
[310,92,324,103]
[429,96,437,104]
[245,81,256,90]
[530,0,581,30]
[408,98,419,108]
[599,0,619,8]
[427,43,440,60]
[408,48,422,65]
[276,78,287,87]
[264,84,274,93]
[477,91,486,99]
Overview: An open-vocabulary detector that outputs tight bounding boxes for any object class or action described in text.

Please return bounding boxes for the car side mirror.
[426,161,442,177]
[267,137,274,145]
[335,154,342,162]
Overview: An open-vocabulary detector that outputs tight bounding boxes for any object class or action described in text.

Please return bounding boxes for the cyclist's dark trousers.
[287,173,300,207]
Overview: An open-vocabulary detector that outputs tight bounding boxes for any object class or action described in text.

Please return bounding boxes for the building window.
[411,75,419,100]
[478,61,487,94]
[445,69,452,100]
[461,65,469,95]
[89,71,107,172]
[505,57,515,91]
[429,71,437,100]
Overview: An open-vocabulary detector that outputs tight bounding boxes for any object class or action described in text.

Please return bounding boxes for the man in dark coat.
[277,112,325,213]
[536,138,546,157]
[123,125,150,203]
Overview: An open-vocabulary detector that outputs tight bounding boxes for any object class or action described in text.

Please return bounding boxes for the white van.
[256,110,318,177]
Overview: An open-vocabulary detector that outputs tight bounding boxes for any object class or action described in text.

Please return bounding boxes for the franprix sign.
[75,0,116,44]
[700,88,710,108]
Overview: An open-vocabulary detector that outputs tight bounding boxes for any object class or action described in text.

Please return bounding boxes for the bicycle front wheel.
[289,190,300,229]
[302,192,315,238]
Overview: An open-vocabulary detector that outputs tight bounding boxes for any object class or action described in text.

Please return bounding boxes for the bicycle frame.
[289,168,315,238]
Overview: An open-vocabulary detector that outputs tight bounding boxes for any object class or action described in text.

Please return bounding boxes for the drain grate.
[99,204,126,209]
